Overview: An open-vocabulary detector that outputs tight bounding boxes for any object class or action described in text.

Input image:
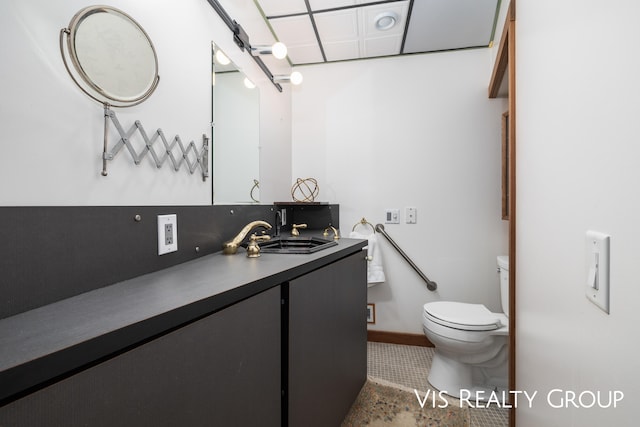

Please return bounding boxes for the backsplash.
[274,202,339,234]
[1,205,280,319]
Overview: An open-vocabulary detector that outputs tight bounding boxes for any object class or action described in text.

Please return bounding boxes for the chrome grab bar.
[375,224,437,291]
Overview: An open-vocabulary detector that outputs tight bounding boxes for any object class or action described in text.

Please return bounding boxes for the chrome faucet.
[223,220,272,255]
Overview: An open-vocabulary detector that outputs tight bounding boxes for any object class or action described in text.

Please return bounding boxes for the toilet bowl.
[422,256,509,399]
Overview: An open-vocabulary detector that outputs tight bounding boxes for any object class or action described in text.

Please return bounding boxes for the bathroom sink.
[257,236,338,254]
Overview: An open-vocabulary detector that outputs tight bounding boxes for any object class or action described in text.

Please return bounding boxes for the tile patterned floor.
[367,341,509,427]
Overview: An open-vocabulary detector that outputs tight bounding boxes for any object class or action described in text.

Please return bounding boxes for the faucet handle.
[291,223,307,236]
[246,233,271,258]
[323,226,340,240]
[251,232,271,241]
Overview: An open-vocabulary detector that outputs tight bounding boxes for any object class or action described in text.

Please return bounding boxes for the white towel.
[349,230,386,286]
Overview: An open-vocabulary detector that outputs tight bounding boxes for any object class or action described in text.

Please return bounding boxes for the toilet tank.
[497,256,509,316]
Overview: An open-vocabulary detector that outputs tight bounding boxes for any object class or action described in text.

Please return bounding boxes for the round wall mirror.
[61,6,159,107]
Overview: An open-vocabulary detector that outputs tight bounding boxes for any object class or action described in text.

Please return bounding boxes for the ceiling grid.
[256,0,501,65]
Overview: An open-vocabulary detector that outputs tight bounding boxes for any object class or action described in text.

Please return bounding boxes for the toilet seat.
[424,301,505,331]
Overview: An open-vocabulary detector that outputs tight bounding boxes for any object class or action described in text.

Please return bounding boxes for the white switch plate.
[385,209,400,224]
[406,207,417,224]
[585,230,610,313]
[158,214,178,255]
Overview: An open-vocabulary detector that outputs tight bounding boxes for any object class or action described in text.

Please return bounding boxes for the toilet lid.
[424,301,504,331]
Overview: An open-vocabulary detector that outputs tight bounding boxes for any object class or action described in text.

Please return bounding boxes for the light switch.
[587,252,598,290]
[585,230,610,313]
[385,209,400,224]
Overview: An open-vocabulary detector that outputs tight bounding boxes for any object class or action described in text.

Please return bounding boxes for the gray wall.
[0,205,274,319]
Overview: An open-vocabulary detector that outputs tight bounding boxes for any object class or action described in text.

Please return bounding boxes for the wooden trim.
[488,10,510,99]
[501,111,510,220]
[488,3,517,425]
[367,330,433,347]
[507,5,517,427]
[488,1,515,98]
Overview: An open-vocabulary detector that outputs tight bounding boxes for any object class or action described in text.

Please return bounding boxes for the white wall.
[0,0,291,206]
[292,50,508,334]
[517,1,640,425]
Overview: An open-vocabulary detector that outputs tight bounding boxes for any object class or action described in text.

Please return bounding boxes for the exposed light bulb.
[271,42,288,59]
[290,71,303,85]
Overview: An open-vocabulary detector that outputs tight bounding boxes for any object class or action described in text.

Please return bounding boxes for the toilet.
[422,256,509,399]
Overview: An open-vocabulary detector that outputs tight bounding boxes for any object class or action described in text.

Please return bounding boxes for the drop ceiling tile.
[262,0,499,65]
[308,0,357,11]
[257,0,308,17]
[314,9,359,42]
[287,44,325,64]
[323,40,360,62]
[269,15,325,64]
[403,0,498,53]
[269,15,319,46]
[362,34,402,58]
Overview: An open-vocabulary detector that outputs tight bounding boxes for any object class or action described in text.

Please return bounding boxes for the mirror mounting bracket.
[60,6,209,181]
[102,106,209,181]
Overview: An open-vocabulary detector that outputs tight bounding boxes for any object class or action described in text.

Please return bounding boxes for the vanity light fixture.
[374,11,399,31]
[251,42,288,59]
[206,0,283,91]
[232,20,251,51]
[233,20,287,59]
[273,71,303,85]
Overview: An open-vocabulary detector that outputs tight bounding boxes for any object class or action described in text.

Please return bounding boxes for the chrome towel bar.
[375,224,437,291]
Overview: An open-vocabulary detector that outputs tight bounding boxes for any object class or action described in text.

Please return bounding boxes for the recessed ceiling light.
[374,12,399,31]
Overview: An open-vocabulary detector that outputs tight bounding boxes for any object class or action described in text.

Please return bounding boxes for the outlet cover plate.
[385,209,400,224]
[158,214,178,255]
[406,207,417,224]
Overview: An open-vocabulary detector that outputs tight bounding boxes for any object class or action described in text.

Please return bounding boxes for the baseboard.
[367,330,433,347]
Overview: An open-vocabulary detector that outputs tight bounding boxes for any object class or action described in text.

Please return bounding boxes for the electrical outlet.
[165,223,174,245]
[158,214,178,255]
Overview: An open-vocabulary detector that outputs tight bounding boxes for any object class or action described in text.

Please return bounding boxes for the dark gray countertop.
[0,238,366,404]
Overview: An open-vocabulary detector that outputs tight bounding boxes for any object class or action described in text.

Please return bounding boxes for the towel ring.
[352,217,375,233]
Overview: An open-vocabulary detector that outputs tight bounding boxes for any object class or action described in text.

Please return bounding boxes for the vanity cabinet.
[0,287,282,427]
[287,251,368,427]
[0,238,368,427]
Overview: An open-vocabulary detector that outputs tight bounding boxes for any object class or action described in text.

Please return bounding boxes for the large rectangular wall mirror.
[211,43,260,204]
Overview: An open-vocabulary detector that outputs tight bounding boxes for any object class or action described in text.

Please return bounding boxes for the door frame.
[488,2,516,426]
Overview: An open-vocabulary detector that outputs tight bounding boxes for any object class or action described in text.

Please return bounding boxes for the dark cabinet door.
[0,287,281,427]
[288,251,367,427]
